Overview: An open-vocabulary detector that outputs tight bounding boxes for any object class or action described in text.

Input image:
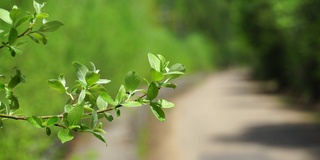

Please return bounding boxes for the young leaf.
[46,127,51,136]
[73,61,88,84]
[46,116,59,127]
[64,104,72,112]
[27,116,43,128]
[99,92,116,106]
[150,68,164,81]
[0,8,13,24]
[28,32,47,45]
[58,128,74,143]
[15,15,32,28]
[170,63,186,72]
[148,53,161,72]
[38,20,64,32]
[150,103,165,122]
[104,112,114,122]
[67,105,84,125]
[10,7,21,25]
[97,95,108,110]
[91,110,98,129]
[115,108,121,117]
[92,132,106,143]
[48,79,66,93]
[96,79,111,85]
[159,99,175,108]
[85,71,100,86]
[9,95,19,110]
[8,27,18,45]
[78,89,86,104]
[122,101,142,107]
[146,82,158,100]
[124,71,141,92]
[33,0,45,14]
[115,85,126,105]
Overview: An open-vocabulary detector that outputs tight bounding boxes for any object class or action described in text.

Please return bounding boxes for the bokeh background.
[1,0,320,159]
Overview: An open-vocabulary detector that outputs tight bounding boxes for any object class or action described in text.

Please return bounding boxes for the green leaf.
[67,105,84,125]
[46,116,59,127]
[122,101,142,107]
[35,12,49,19]
[150,103,165,122]
[85,71,100,86]
[9,95,19,110]
[115,108,121,117]
[78,89,86,104]
[58,128,74,143]
[48,79,66,93]
[146,82,158,100]
[97,95,108,110]
[10,7,21,25]
[150,68,164,81]
[159,99,175,108]
[92,132,106,143]
[73,61,88,84]
[115,85,126,105]
[64,104,72,112]
[0,102,6,114]
[96,79,111,85]
[28,32,47,45]
[0,8,12,24]
[104,112,114,122]
[33,0,45,14]
[8,27,18,44]
[91,110,98,129]
[161,83,177,89]
[15,15,32,28]
[170,63,186,72]
[27,116,43,128]
[124,71,141,92]
[46,127,51,136]
[99,92,116,106]
[38,20,64,32]
[148,53,161,72]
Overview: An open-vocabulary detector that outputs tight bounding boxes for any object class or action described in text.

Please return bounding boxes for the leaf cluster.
[0,0,63,56]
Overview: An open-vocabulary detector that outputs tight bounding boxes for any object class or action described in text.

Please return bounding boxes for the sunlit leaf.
[46,116,59,127]
[58,128,74,143]
[124,71,141,92]
[148,53,161,72]
[91,110,98,129]
[122,101,142,107]
[67,104,84,125]
[78,89,86,104]
[150,103,165,122]
[85,71,100,86]
[73,61,88,84]
[150,68,164,81]
[99,92,116,106]
[0,8,12,24]
[48,79,65,93]
[38,20,64,32]
[92,132,106,143]
[115,85,126,104]
[27,116,43,128]
[97,95,108,110]
[158,99,175,108]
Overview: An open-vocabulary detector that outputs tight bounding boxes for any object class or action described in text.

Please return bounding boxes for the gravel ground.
[67,70,320,160]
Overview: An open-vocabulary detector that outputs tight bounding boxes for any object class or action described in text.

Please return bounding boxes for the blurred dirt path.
[148,69,320,160]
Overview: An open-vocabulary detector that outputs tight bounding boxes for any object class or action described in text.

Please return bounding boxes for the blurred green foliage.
[0,0,213,159]
[169,0,320,105]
